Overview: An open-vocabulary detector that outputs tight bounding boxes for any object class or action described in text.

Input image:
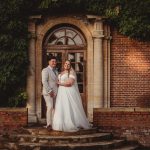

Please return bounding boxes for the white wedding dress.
[52,72,91,132]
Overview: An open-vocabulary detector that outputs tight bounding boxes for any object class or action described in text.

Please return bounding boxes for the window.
[45,27,86,47]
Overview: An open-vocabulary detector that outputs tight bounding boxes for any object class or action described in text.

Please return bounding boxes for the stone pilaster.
[103,25,112,108]
[93,19,104,108]
[27,16,41,123]
[27,19,37,123]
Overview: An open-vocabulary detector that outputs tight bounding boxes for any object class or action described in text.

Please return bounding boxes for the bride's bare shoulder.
[59,71,66,76]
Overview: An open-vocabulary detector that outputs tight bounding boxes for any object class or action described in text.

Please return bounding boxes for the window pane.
[77,73,83,82]
[48,34,57,44]
[74,35,83,45]
[55,30,65,38]
[68,53,84,72]
[68,53,75,61]
[66,29,76,38]
[56,37,65,45]
[56,63,62,73]
[67,38,75,45]
[78,84,83,93]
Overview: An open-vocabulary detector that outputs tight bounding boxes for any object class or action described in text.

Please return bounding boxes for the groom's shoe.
[43,125,52,130]
[47,125,52,131]
[43,125,47,128]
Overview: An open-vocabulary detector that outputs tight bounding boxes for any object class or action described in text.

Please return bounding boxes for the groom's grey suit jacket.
[42,66,58,96]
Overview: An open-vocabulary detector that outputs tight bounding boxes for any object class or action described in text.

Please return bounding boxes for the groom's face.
[49,59,57,68]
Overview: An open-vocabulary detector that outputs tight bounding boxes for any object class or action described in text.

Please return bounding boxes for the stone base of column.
[28,114,37,123]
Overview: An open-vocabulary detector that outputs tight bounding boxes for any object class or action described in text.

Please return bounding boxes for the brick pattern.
[0,108,27,134]
[93,108,150,146]
[111,28,150,107]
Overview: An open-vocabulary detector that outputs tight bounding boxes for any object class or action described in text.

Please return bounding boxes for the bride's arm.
[65,78,75,87]
[58,78,75,87]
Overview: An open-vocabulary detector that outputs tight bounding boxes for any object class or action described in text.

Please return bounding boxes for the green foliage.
[85,0,107,15]
[118,0,150,41]
[39,0,150,41]
[8,88,27,107]
[40,0,86,13]
[0,0,31,107]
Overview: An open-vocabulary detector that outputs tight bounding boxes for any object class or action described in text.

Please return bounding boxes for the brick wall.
[93,108,150,146]
[111,29,150,107]
[0,108,28,134]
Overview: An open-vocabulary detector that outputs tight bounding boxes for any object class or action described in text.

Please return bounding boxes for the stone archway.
[27,15,111,123]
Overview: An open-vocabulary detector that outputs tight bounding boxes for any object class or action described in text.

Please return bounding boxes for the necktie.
[53,68,56,75]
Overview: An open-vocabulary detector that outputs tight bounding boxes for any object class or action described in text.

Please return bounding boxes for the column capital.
[86,15,106,21]
[86,15,105,38]
[104,36,112,40]
[92,17,105,38]
[93,30,104,38]
[28,15,42,33]
[29,15,42,21]
[92,26,104,38]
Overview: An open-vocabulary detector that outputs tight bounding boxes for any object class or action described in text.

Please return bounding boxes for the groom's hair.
[48,56,57,61]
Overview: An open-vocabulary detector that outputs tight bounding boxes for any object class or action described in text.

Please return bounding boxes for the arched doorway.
[42,25,87,118]
[27,15,110,123]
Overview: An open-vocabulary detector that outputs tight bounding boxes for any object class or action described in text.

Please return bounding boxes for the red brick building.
[1,14,150,146]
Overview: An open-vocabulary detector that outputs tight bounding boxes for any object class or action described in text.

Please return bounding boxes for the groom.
[42,56,58,130]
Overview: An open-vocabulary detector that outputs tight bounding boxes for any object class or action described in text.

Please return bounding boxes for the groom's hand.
[56,81,60,86]
[49,91,54,98]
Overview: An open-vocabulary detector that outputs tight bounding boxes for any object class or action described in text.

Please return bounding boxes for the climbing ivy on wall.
[40,0,150,41]
[0,0,149,107]
[0,0,30,107]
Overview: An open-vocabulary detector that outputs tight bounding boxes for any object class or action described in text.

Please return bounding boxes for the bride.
[52,60,91,132]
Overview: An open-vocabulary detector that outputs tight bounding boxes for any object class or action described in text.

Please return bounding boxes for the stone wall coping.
[0,107,27,112]
[86,15,106,20]
[94,107,150,112]
[29,15,42,20]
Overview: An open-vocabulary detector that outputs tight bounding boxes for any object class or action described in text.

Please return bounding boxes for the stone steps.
[18,139,125,150]
[25,127,98,135]
[10,133,112,144]
[0,126,142,150]
[113,145,139,150]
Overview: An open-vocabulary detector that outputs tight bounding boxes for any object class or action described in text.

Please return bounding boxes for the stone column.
[93,19,104,108]
[26,19,37,123]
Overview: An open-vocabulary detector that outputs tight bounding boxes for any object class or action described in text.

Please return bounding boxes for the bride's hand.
[64,79,74,87]
[57,81,61,85]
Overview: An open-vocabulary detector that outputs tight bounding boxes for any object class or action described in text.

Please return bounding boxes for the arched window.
[44,27,86,49]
